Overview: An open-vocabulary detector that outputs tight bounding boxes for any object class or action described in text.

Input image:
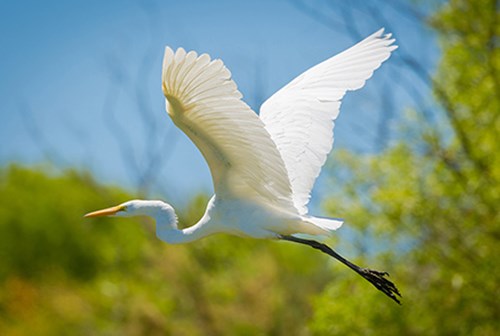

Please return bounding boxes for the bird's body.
[194,195,303,240]
[210,197,342,238]
[85,29,402,303]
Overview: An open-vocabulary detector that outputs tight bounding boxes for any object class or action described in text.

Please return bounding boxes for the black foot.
[359,268,402,304]
[279,235,402,304]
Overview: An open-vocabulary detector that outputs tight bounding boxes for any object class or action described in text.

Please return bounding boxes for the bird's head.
[84,200,175,219]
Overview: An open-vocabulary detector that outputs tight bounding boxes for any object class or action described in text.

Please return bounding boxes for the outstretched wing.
[260,29,397,214]
[162,47,296,212]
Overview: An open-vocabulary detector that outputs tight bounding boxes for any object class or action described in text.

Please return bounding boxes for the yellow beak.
[84,205,125,218]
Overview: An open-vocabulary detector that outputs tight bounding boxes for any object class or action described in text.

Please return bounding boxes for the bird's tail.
[303,215,344,234]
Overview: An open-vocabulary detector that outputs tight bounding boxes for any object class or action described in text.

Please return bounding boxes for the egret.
[85,29,401,304]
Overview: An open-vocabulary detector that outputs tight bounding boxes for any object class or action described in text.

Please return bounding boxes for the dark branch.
[280,235,402,304]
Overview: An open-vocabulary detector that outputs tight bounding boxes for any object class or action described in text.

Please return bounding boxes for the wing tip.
[375,27,385,36]
[163,46,174,62]
[371,27,397,44]
[371,28,398,53]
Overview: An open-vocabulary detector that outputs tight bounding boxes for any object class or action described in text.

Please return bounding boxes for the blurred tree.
[0,165,339,335]
[3,1,498,334]
[310,0,499,334]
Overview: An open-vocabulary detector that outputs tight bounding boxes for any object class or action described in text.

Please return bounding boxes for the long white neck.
[154,206,213,244]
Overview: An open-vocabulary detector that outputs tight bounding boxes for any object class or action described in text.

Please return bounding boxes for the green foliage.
[0,165,335,335]
[310,0,500,334]
[2,1,498,334]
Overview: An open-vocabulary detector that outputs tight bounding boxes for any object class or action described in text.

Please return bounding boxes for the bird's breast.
[208,197,297,238]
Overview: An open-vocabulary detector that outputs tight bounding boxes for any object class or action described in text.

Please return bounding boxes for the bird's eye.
[119,205,127,212]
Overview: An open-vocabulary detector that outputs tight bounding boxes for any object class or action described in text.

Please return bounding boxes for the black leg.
[280,235,402,305]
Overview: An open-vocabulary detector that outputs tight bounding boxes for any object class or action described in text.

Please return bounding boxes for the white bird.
[85,29,401,303]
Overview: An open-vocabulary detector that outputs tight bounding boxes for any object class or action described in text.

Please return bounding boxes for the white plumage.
[260,28,397,214]
[161,47,296,213]
[85,29,401,304]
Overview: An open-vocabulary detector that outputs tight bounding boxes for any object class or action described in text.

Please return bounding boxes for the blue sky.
[0,0,438,209]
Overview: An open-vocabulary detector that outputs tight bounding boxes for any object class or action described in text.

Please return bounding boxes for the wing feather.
[162,47,296,211]
[260,29,397,214]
